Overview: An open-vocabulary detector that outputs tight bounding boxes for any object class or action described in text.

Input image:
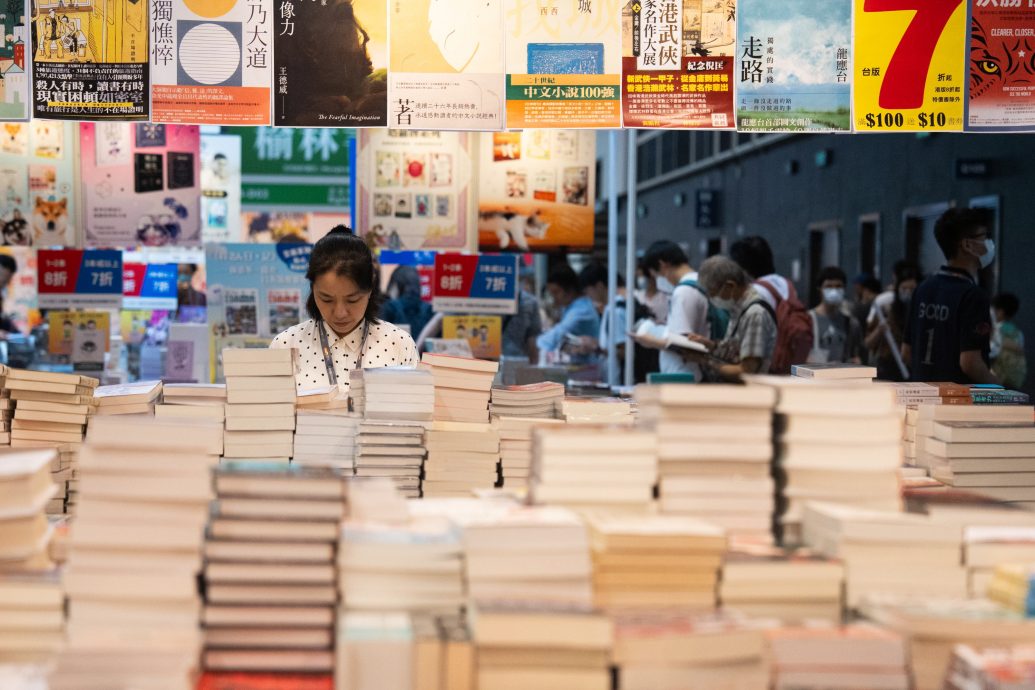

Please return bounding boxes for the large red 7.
[864,0,963,110]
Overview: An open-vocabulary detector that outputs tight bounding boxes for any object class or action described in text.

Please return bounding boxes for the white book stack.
[296,385,349,412]
[748,376,903,546]
[355,421,426,499]
[223,348,297,461]
[353,368,434,422]
[156,384,227,425]
[293,410,360,473]
[497,416,565,491]
[50,416,221,690]
[906,404,1035,471]
[93,380,162,416]
[802,501,967,607]
[530,425,656,512]
[0,450,59,574]
[637,384,777,542]
[420,353,498,423]
[562,397,635,426]
[424,421,500,498]
[0,570,63,662]
[490,382,565,419]
[0,368,12,447]
[926,421,1035,506]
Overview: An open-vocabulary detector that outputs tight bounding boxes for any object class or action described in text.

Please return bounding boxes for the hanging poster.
[0,0,28,121]
[0,121,77,247]
[200,133,242,243]
[443,315,502,359]
[388,0,504,130]
[37,248,123,309]
[736,0,851,132]
[379,250,436,301]
[123,262,179,310]
[150,0,273,125]
[478,129,596,251]
[853,0,966,132]
[966,1,1035,132]
[356,129,472,251]
[47,310,110,357]
[433,253,518,315]
[0,246,40,332]
[274,0,387,127]
[205,242,310,381]
[504,0,623,128]
[80,123,202,247]
[622,0,736,129]
[30,0,148,120]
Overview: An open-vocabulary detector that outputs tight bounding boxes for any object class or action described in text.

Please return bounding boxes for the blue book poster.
[736,0,852,132]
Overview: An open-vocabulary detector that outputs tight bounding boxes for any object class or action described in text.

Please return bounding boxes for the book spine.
[972,393,1030,405]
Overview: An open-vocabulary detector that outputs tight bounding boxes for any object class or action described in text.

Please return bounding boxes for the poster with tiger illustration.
[966,0,1035,132]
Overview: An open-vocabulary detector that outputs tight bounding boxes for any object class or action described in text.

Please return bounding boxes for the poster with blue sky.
[736,0,851,132]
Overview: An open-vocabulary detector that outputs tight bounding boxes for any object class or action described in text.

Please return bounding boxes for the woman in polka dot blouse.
[270,228,419,391]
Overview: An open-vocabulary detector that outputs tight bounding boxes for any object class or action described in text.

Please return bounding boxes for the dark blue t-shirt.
[905,266,992,384]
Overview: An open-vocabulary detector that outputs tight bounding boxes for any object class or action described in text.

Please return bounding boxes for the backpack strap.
[756,278,782,304]
[732,299,777,338]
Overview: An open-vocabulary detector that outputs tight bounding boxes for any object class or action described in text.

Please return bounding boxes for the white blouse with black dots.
[269,318,419,391]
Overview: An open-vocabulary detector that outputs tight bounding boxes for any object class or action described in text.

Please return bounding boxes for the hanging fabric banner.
[965,0,1035,132]
[505,0,623,129]
[853,0,966,132]
[388,0,505,130]
[31,0,149,120]
[736,0,851,132]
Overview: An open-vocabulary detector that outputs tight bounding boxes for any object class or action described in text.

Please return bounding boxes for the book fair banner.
[356,129,473,251]
[623,0,737,129]
[37,248,123,309]
[388,0,504,130]
[0,0,28,121]
[478,129,596,252]
[122,262,178,310]
[736,0,851,132]
[31,0,149,121]
[853,0,967,132]
[0,121,77,247]
[966,0,1035,132]
[432,252,518,315]
[200,132,242,243]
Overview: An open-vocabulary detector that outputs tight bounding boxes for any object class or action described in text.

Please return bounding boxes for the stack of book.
[905,403,1033,469]
[424,421,500,498]
[530,425,655,511]
[988,563,1035,616]
[420,353,498,423]
[410,613,476,690]
[966,526,1035,599]
[719,543,844,624]
[888,380,971,408]
[296,385,349,412]
[0,571,63,662]
[946,644,1035,690]
[802,502,966,607]
[336,612,416,688]
[926,421,1035,505]
[203,462,343,674]
[8,370,96,451]
[52,416,220,690]
[587,512,725,610]
[613,611,770,690]
[749,376,902,544]
[637,384,776,541]
[0,371,12,447]
[791,363,877,381]
[972,388,1031,405]
[93,380,162,416]
[355,421,426,498]
[293,410,360,473]
[767,623,909,690]
[490,382,565,419]
[351,368,434,422]
[562,397,634,425]
[156,384,227,424]
[497,416,564,491]
[0,450,58,572]
[223,348,297,461]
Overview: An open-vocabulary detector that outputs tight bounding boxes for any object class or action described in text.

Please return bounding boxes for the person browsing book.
[640,240,709,379]
[270,228,418,391]
[535,263,600,364]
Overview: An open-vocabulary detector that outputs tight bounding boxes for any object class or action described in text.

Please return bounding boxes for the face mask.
[636,276,648,291]
[710,285,738,312]
[979,239,996,269]
[822,287,845,306]
[656,276,675,294]
[898,288,913,303]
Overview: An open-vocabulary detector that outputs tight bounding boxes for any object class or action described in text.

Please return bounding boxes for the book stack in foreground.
[905,403,1033,470]
[926,420,1035,506]
[587,512,725,610]
[637,384,776,542]
[0,451,58,573]
[420,353,498,423]
[530,425,656,511]
[156,384,227,425]
[946,644,1035,690]
[294,410,360,474]
[791,363,877,381]
[0,570,62,662]
[410,613,476,690]
[803,502,966,608]
[352,368,434,422]
[562,397,634,425]
[356,420,427,499]
[0,370,12,448]
[613,611,771,690]
[496,416,564,491]
[93,380,162,416]
[767,623,909,690]
[719,542,844,624]
[51,416,221,690]
[336,613,416,689]
[296,385,349,413]
[203,462,344,674]
[490,382,564,419]
[967,526,1035,600]
[888,380,970,409]
[988,563,1035,616]
[223,348,297,461]
[423,421,500,498]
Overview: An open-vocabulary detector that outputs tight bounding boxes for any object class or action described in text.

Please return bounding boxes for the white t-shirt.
[754,273,791,310]
[661,271,709,379]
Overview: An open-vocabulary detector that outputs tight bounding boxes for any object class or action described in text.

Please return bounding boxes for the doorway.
[858,213,881,279]
[807,221,840,307]
[903,202,951,279]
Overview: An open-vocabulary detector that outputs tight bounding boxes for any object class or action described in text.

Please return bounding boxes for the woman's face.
[313,270,370,337]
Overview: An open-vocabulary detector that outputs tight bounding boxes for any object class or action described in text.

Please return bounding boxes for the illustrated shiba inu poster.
[0,121,76,247]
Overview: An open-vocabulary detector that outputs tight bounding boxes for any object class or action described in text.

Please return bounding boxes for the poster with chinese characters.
[274,0,387,127]
[736,0,851,132]
[37,248,123,309]
[123,262,179,310]
[966,0,1035,132]
[0,247,40,332]
[80,123,202,248]
[0,121,78,247]
[0,0,29,121]
[622,0,736,128]
[388,0,504,130]
[505,0,623,128]
[853,0,966,132]
[150,0,274,125]
[356,129,473,251]
[31,0,149,120]
[200,133,242,242]
[433,253,518,315]
[478,129,596,251]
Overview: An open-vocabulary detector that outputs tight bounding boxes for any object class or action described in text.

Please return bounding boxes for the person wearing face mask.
[640,240,710,379]
[806,267,864,364]
[634,261,669,325]
[865,261,920,381]
[903,209,999,385]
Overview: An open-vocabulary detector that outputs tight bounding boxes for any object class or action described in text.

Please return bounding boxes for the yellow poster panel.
[47,310,110,356]
[443,315,502,360]
[853,0,966,132]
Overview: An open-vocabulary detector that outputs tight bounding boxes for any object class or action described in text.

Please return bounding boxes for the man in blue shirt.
[536,263,600,362]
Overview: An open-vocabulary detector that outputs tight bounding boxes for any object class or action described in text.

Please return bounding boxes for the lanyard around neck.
[317,319,369,386]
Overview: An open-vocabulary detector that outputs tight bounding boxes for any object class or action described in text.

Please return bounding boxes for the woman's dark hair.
[305,226,383,323]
